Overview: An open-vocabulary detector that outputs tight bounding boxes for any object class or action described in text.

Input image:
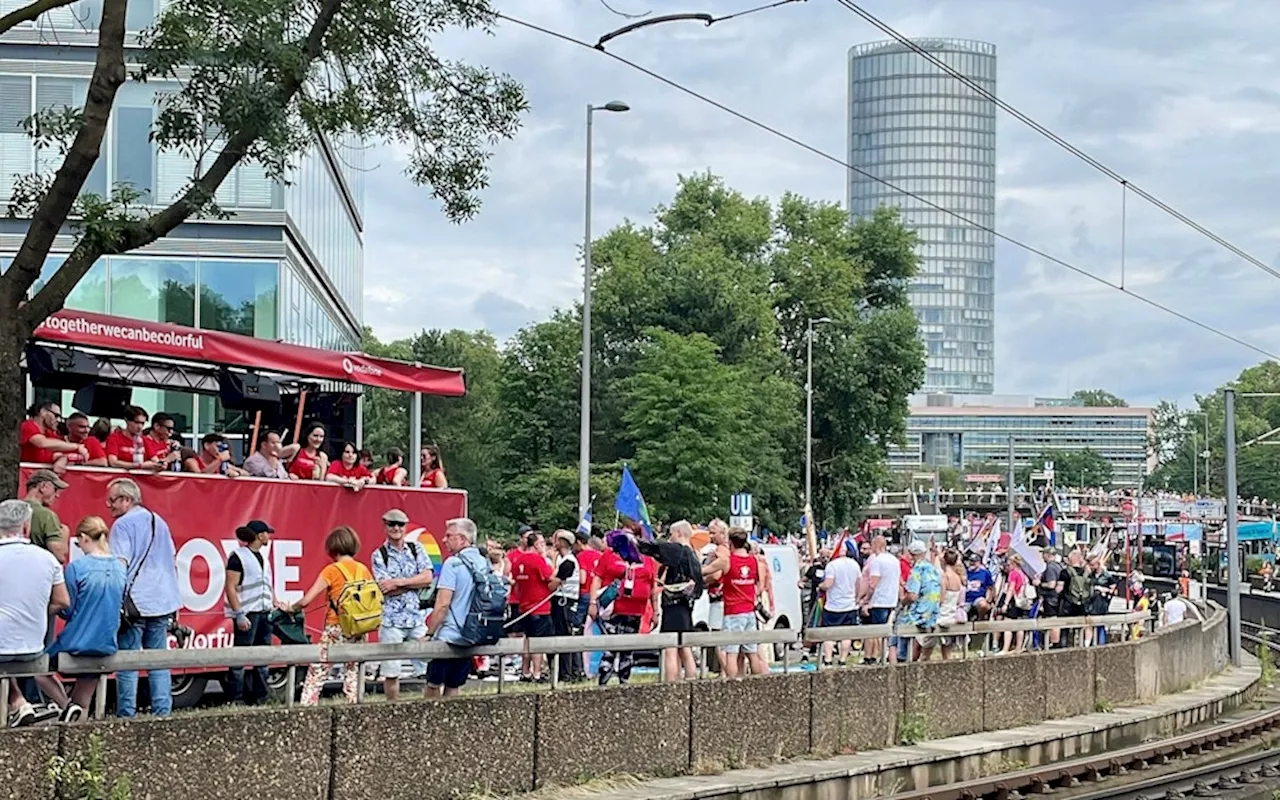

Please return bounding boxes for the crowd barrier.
[0,611,1152,722]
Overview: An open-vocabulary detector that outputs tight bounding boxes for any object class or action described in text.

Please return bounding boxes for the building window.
[110,256,195,326]
[198,259,278,339]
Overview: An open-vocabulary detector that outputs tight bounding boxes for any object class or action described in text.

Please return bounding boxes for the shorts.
[0,651,46,666]
[506,603,521,629]
[867,607,893,625]
[721,613,758,654]
[379,623,427,678]
[1005,604,1026,619]
[426,656,471,689]
[1039,596,1060,617]
[821,609,858,627]
[708,599,725,631]
[660,603,694,634]
[1062,602,1086,618]
[522,614,552,638]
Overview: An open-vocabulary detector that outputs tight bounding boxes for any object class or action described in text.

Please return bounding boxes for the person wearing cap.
[23,469,70,564]
[371,508,434,701]
[900,540,942,662]
[963,550,995,620]
[550,530,581,682]
[189,433,245,478]
[224,520,278,704]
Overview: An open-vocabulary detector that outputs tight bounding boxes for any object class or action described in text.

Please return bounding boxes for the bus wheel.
[169,675,208,710]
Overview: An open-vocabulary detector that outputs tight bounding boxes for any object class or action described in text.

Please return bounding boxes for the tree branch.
[20,0,344,327]
[0,0,77,37]
[10,0,127,329]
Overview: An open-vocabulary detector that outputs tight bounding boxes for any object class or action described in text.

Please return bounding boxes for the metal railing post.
[285,666,296,708]
[551,654,560,691]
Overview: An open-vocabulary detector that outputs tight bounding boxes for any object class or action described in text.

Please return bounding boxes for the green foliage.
[1071,388,1128,408]
[898,694,931,744]
[357,173,924,532]
[48,734,131,800]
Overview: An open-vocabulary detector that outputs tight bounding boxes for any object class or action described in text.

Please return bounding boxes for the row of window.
[286,145,363,318]
[855,134,995,154]
[907,225,995,246]
[919,323,994,343]
[0,76,280,209]
[925,355,994,372]
[0,0,166,32]
[923,371,994,392]
[852,95,994,117]
[853,194,995,217]
[1,253,279,339]
[925,340,994,358]
[919,242,995,260]
[911,416,1149,430]
[917,308,993,324]
[915,274,993,294]
[853,113,996,136]
[851,50,996,82]
[280,266,356,352]
[854,160,995,181]
[910,289,994,309]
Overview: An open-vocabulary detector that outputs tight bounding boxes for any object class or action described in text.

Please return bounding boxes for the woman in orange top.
[292,526,371,706]
[420,445,448,488]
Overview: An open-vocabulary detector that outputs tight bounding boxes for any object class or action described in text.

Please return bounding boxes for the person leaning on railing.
[290,526,370,707]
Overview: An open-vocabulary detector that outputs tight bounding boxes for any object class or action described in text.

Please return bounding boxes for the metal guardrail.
[0,611,1153,721]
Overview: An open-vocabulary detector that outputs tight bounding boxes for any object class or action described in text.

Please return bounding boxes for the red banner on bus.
[22,466,468,648]
[32,309,466,397]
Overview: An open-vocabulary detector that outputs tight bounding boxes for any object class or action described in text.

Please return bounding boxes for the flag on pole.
[983,516,1001,568]
[1010,520,1046,577]
[614,464,653,539]
[577,507,594,537]
[1034,504,1056,546]
[968,514,995,554]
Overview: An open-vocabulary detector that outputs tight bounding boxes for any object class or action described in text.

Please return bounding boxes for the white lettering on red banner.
[41,315,204,350]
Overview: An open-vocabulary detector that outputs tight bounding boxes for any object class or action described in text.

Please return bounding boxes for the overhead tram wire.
[830,0,1280,284]
[495,12,1280,363]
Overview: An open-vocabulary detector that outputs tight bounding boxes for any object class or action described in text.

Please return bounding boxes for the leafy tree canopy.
[1071,389,1129,408]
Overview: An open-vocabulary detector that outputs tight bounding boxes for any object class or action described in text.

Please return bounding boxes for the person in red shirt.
[420,445,448,488]
[590,530,658,686]
[508,530,557,682]
[63,413,107,467]
[184,433,245,477]
[19,402,83,467]
[326,441,373,491]
[721,527,768,678]
[374,448,408,486]
[288,423,329,481]
[105,406,165,471]
[141,412,182,470]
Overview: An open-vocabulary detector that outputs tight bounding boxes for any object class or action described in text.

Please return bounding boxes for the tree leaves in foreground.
[0,0,527,497]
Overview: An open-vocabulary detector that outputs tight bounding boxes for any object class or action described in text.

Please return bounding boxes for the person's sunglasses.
[383,521,406,528]
[106,495,125,504]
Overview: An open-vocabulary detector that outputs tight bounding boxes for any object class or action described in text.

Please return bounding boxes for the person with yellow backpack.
[291,526,384,706]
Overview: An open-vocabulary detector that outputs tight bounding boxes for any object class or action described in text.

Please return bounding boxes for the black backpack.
[663,547,705,606]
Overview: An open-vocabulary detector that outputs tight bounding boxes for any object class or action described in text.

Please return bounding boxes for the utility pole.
[1224,388,1241,667]
[1007,436,1015,531]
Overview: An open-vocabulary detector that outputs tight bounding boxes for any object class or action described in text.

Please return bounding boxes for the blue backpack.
[449,550,508,647]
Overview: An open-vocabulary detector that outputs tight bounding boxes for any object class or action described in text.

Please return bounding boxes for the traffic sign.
[730,493,753,517]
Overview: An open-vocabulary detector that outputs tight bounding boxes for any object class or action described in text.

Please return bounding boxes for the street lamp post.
[804,317,832,523]
[579,100,630,520]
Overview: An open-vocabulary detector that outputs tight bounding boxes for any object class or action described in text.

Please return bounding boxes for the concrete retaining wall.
[0,607,1233,800]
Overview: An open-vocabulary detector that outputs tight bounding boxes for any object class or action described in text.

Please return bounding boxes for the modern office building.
[848,39,996,394]
[2,2,364,433]
[888,394,1153,488]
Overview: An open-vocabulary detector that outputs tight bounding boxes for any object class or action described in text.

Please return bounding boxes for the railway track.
[890,632,1280,800]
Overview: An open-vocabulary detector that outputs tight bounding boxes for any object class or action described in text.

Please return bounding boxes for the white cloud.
[360,0,1280,407]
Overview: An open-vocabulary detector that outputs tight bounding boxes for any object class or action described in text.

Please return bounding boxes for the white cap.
[907,540,927,555]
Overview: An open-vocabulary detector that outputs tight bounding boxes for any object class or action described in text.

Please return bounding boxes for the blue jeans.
[574,594,590,630]
[226,612,272,704]
[117,615,173,717]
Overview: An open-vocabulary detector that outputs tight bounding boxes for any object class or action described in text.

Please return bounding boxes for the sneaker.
[30,704,61,725]
[60,704,84,724]
[7,702,35,728]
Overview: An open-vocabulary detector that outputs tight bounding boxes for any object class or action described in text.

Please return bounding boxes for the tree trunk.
[0,314,26,499]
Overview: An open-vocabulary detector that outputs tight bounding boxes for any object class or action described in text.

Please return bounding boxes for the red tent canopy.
[32,309,465,397]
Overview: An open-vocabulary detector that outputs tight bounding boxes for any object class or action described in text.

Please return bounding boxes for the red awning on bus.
[32,309,466,397]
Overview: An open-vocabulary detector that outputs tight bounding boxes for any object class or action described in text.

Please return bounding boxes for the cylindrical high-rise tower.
[848,39,996,394]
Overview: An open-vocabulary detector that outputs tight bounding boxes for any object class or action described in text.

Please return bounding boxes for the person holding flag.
[614,465,652,540]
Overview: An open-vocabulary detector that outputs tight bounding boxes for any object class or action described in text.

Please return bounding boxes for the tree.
[1036,449,1113,488]
[1071,389,1128,408]
[0,0,527,496]
[498,312,584,469]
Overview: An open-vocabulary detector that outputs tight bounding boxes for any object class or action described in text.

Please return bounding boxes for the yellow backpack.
[331,561,383,638]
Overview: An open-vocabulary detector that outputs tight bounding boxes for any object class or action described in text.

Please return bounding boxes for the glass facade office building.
[887,395,1153,488]
[848,39,996,394]
[1,2,364,433]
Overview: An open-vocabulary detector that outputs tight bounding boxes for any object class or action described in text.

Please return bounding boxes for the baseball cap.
[245,520,274,535]
[907,540,927,555]
[555,530,575,546]
[382,509,409,524]
[517,524,533,536]
[966,550,982,562]
[26,469,68,490]
[1042,545,1059,555]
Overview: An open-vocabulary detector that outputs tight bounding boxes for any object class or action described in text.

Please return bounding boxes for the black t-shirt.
[1040,561,1063,601]
[804,563,825,606]
[640,540,705,604]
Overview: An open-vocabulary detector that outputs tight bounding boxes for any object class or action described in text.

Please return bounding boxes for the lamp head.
[602,101,630,113]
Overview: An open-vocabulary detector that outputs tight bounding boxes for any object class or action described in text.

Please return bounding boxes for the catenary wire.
[830,0,1280,283]
[493,12,1280,361]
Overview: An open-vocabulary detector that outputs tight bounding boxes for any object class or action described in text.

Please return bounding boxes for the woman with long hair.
[936,548,966,660]
[375,448,408,486]
[588,530,657,686]
[420,445,447,489]
[291,526,372,705]
[288,422,329,481]
[47,516,126,721]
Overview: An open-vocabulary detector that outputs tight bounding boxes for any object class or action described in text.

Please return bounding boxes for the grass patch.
[898,692,931,745]
[48,733,131,800]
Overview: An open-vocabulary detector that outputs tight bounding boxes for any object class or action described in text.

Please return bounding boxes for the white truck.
[693,543,803,662]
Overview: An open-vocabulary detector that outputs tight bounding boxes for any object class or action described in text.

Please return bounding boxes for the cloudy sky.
[361,0,1280,409]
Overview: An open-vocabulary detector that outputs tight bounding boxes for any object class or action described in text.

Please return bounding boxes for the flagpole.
[1006,435,1015,533]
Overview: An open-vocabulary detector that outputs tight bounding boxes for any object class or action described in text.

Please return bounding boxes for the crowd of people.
[19,401,451,489]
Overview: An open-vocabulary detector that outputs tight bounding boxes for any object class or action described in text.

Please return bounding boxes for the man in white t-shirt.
[860,535,902,662]
[818,541,861,666]
[1163,587,1188,627]
[0,499,69,727]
